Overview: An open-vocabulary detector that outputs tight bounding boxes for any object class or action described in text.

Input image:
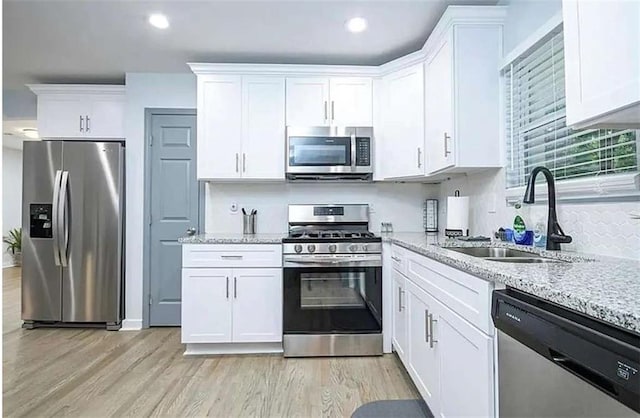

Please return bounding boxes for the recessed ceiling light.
[22,128,39,139]
[149,13,169,29]
[346,17,367,33]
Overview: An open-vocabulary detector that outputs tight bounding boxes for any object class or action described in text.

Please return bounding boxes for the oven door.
[283,265,382,334]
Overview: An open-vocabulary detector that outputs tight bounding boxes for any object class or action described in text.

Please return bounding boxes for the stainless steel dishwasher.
[492,288,640,418]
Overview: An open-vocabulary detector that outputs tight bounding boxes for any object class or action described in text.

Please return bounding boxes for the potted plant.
[3,228,22,266]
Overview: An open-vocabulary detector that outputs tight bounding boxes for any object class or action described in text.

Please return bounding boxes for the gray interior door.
[149,112,199,326]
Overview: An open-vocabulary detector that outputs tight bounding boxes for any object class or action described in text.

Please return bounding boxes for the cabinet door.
[563,0,640,127]
[241,76,286,180]
[285,77,330,126]
[232,268,282,343]
[329,77,373,126]
[197,75,242,179]
[425,37,454,173]
[434,297,494,418]
[406,281,440,416]
[37,95,86,138]
[392,269,408,362]
[85,95,125,139]
[181,268,233,343]
[384,64,425,177]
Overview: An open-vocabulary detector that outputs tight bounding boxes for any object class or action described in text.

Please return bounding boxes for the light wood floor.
[3,267,419,418]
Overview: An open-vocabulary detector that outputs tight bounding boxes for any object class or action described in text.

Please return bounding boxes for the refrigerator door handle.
[59,171,70,267]
[52,170,63,266]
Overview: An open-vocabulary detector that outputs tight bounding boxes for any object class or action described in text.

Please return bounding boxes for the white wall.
[205,182,437,234]
[438,0,640,260]
[3,145,23,267]
[124,73,196,328]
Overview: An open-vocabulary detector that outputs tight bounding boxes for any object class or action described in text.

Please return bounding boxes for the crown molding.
[188,63,379,77]
[27,84,125,96]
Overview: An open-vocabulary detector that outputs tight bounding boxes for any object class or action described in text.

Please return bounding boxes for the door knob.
[186,227,197,236]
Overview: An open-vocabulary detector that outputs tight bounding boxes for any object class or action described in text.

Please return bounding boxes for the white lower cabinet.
[390,244,496,417]
[182,268,233,343]
[391,269,408,362]
[182,267,282,345]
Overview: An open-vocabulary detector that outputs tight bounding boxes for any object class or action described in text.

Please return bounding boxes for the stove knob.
[328,244,337,253]
[362,244,369,252]
[294,244,303,253]
[307,244,316,253]
[348,244,359,252]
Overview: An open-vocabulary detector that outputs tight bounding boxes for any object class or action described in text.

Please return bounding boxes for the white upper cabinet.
[29,85,125,139]
[241,76,286,180]
[285,77,330,126]
[424,37,454,173]
[286,77,373,127]
[423,23,503,174]
[329,78,373,126]
[196,74,285,180]
[382,64,425,178]
[563,0,640,128]
[197,75,243,179]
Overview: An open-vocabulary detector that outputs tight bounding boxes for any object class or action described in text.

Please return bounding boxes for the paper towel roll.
[446,195,470,235]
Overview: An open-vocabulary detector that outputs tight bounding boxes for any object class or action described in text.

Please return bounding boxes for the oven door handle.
[284,257,382,267]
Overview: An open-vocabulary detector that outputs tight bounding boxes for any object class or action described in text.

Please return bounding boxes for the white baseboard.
[120,319,143,331]
[184,342,283,356]
[3,262,16,268]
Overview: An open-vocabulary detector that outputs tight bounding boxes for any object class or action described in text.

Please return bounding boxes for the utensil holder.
[243,214,256,235]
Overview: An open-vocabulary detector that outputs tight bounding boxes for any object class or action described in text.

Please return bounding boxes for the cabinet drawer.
[405,251,493,334]
[390,244,409,274]
[182,244,282,268]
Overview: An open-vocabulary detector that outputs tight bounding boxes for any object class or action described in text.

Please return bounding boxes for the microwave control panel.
[355,137,371,166]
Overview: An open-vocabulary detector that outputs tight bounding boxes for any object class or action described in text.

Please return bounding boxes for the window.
[504,30,638,189]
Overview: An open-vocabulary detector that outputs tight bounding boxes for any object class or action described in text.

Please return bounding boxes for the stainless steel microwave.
[286,126,373,181]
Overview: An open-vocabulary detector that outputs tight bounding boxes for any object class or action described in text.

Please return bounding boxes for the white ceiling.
[3,0,497,89]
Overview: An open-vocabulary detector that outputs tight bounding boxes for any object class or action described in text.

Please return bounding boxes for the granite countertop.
[383,232,640,335]
[178,233,285,244]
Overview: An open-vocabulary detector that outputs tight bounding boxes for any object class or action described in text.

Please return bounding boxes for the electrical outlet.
[230,202,238,214]
[369,204,375,213]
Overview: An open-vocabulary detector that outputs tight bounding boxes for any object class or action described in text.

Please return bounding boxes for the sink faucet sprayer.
[522,166,572,251]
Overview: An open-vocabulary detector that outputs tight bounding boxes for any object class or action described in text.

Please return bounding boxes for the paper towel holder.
[445,190,469,238]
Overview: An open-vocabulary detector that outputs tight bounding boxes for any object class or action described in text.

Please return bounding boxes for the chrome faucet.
[523,166,572,251]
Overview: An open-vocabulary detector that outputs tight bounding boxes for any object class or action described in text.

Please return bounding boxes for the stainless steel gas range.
[282,204,383,357]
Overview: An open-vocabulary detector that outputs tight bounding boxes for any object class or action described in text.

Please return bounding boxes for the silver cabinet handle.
[86,115,90,132]
[235,153,239,172]
[331,100,335,121]
[234,277,237,299]
[242,153,246,173]
[226,277,229,299]
[398,287,402,312]
[391,256,401,262]
[79,116,84,132]
[444,132,451,156]
[52,170,63,266]
[324,101,328,121]
[399,288,405,312]
[428,312,438,348]
[417,147,422,168]
[425,309,429,343]
[59,171,70,267]
[221,255,243,260]
[186,227,196,236]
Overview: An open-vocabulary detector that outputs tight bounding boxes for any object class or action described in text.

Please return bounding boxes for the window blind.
[505,31,638,189]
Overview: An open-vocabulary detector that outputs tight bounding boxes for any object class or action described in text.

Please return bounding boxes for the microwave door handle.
[351,134,357,168]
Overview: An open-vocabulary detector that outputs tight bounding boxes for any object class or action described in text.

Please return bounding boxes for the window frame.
[500,12,640,203]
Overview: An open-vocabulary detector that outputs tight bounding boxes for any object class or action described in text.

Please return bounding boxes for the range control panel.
[30,203,53,238]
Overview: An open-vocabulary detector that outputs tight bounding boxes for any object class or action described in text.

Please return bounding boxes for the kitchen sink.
[444,247,542,258]
[484,257,566,264]
[443,247,567,263]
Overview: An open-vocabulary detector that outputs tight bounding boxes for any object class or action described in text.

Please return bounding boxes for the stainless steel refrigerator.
[22,141,125,330]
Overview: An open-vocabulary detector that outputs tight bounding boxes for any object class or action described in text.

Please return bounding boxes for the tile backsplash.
[439,169,640,260]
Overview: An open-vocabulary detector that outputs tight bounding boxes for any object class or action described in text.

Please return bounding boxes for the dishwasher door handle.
[549,349,619,398]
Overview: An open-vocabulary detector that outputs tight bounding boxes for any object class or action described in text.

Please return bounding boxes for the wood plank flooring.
[3,267,419,417]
